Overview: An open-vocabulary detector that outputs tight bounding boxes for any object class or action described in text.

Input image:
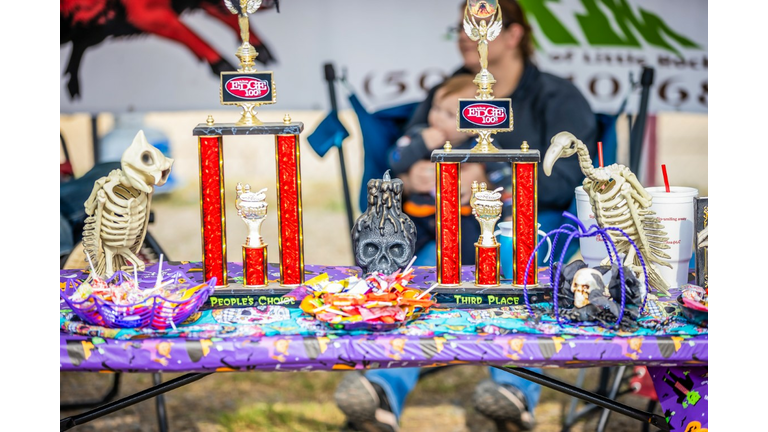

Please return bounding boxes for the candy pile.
[680,284,708,312]
[290,264,436,330]
[69,270,208,306]
[62,257,215,329]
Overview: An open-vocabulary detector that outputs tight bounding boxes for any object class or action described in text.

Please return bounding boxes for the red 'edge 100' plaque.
[457,98,512,131]
[220,72,276,105]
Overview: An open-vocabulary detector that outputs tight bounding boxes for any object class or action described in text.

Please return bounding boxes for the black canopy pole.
[629,66,654,175]
[323,63,356,255]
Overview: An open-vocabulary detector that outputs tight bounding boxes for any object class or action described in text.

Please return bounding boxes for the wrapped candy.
[291,260,435,331]
[62,259,215,330]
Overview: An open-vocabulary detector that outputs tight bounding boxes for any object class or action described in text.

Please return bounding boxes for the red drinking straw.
[597,142,604,168]
[661,164,670,192]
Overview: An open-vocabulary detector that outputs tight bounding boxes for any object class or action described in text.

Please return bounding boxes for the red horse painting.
[61,0,280,99]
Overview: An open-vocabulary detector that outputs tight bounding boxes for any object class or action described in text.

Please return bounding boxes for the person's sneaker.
[472,379,536,432]
[335,371,399,432]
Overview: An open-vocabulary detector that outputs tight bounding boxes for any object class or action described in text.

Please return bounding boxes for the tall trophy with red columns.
[193,0,304,288]
[431,0,545,290]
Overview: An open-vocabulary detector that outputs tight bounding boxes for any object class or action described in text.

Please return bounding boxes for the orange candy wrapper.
[294,265,436,330]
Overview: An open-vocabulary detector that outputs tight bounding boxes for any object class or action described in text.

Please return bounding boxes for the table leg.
[490,366,670,431]
[153,373,169,432]
[60,372,211,431]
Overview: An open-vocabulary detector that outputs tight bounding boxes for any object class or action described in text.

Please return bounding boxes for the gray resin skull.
[352,171,417,275]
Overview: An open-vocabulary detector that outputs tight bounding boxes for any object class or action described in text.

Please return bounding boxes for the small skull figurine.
[352,171,417,275]
[571,268,608,308]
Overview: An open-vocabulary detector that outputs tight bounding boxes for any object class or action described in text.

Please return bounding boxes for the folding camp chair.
[308,77,419,215]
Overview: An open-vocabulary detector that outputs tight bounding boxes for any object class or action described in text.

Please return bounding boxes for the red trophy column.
[243,246,268,287]
[475,244,500,286]
[436,162,461,286]
[513,161,538,286]
[275,134,304,286]
[198,135,227,287]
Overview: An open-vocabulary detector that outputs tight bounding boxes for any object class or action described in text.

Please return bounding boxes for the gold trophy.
[235,183,269,287]
[470,182,503,247]
[459,0,512,153]
[470,181,503,286]
[222,0,276,125]
[464,0,503,100]
[235,183,268,247]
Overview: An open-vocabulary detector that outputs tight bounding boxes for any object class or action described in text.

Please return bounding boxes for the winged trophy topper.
[224,0,263,15]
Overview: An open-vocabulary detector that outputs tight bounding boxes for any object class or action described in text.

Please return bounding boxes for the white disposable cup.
[575,186,609,267]
[646,186,699,288]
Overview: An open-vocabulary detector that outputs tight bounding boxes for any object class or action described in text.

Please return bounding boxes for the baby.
[388,74,492,260]
[423,74,479,153]
[389,74,477,176]
[389,74,483,206]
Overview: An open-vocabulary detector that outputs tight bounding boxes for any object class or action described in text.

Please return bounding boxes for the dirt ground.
[60,109,697,431]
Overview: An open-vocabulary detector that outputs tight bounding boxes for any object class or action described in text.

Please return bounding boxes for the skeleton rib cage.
[82,171,152,277]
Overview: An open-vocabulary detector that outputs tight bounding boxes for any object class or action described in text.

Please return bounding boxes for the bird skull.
[543,131,581,176]
[121,130,175,193]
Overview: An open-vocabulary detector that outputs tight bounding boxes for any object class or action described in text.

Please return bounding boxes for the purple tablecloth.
[60,262,708,429]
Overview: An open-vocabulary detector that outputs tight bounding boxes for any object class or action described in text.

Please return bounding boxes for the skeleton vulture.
[543,131,672,295]
[81,130,174,278]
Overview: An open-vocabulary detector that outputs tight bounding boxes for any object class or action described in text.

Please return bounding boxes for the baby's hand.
[421,127,447,150]
[406,160,436,194]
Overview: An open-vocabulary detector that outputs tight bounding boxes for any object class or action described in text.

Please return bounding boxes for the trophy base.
[475,243,500,287]
[432,283,551,309]
[431,148,540,164]
[243,245,268,287]
[202,282,296,310]
[193,122,304,136]
[202,282,553,310]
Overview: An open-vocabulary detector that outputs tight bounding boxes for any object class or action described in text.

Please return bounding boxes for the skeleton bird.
[81,130,174,278]
[543,131,672,295]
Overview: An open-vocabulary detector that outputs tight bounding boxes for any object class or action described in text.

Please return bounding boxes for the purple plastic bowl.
[60,272,216,330]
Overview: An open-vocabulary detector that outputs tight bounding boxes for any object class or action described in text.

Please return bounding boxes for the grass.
[218,401,346,432]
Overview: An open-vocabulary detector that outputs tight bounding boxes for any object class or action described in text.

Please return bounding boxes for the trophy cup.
[470,182,502,286]
[431,0,544,290]
[235,183,269,287]
[194,0,304,288]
